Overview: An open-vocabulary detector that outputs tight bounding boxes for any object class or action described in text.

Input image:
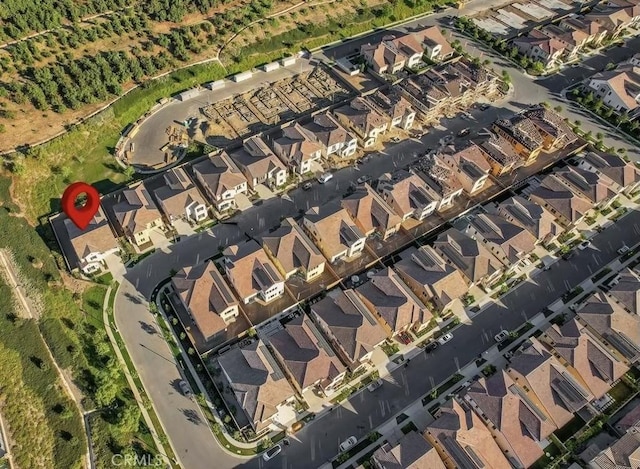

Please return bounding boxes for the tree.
[124,165,135,179]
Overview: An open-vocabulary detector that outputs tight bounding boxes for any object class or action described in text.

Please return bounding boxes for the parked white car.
[367,379,383,392]
[494,330,509,343]
[339,436,357,452]
[317,173,333,184]
[437,333,453,345]
[262,444,282,461]
[578,240,591,250]
[618,245,630,255]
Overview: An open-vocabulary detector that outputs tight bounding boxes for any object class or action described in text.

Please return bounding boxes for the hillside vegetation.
[0,204,157,468]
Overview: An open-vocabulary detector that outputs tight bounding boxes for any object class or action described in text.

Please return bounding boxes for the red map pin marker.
[62,182,101,230]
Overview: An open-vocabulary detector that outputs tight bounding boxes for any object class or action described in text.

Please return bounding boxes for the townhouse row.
[57,55,501,276]
[368,278,640,469]
[163,133,640,435]
[513,0,640,70]
[586,52,640,120]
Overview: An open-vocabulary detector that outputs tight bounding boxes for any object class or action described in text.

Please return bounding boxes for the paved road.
[244,209,640,469]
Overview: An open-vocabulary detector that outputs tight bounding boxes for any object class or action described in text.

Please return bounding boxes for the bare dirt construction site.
[200,66,352,146]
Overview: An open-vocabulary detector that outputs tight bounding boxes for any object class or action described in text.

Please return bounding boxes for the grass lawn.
[608,380,634,405]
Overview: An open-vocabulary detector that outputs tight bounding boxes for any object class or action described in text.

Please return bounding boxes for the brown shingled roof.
[172,261,238,341]
[261,217,324,276]
[311,289,388,365]
[269,315,345,390]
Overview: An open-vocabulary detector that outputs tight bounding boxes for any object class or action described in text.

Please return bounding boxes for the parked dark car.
[425,342,439,353]
[302,181,313,190]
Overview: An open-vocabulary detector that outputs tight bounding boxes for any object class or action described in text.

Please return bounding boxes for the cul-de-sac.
[1,0,640,468]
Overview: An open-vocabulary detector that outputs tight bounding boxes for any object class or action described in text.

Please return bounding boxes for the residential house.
[464,213,537,270]
[425,399,512,469]
[585,427,640,468]
[311,289,387,371]
[480,134,521,177]
[153,167,209,226]
[422,66,468,112]
[416,25,455,62]
[492,114,545,166]
[192,153,248,213]
[541,24,589,61]
[398,58,497,123]
[522,106,579,152]
[269,315,346,395]
[528,174,594,228]
[578,150,640,196]
[608,267,640,315]
[300,112,357,159]
[334,98,388,148]
[270,123,323,174]
[113,184,164,247]
[512,29,566,70]
[360,34,424,74]
[217,340,296,433]
[172,261,240,342]
[261,217,325,282]
[506,338,591,429]
[541,318,629,400]
[417,155,464,210]
[223,240,285,304]
[577,291,640,364]
[559,16,607,48]
[554,166,619,209]
[440,143,492,196]
[341,184,402,240]
[448,57,499,101]
[611,0,640,26]
[377,170,440,222]
[394,245,468,312]
[356,267,432,336]
[496,196,563,245]
[587,66,640,118]
[464,370,557,469]
[585,6,632,38]
[302,202,366,263]
[229,136,287,190]
[399,73,451,123]
[433,228,504,288]
[372,431,447,469]
[364,88,416,130]
[63,207,119,274]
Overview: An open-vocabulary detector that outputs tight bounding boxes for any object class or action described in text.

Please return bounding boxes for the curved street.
[113,5,640,469]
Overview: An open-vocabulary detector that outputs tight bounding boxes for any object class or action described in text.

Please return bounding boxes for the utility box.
[262,62,280,72]
[233,71,253,82]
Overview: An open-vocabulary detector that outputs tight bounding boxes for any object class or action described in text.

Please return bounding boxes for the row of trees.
[8,12,151,67]
[3,49,173,112]
[0,0,129,40]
